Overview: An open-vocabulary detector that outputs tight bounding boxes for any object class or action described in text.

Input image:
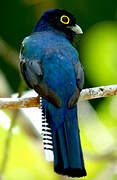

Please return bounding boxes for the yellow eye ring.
[60,15,70,25]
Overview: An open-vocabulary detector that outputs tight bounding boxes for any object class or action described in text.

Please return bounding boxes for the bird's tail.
[40,97,54,161]
[41,99,87,177]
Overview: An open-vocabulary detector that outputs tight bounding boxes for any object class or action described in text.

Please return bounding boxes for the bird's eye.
[60,15,70,25]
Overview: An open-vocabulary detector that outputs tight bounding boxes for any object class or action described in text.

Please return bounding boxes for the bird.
[19,8,87,177]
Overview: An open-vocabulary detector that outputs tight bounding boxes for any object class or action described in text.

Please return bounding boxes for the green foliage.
[0,123,58,180]
[80,22,117,86]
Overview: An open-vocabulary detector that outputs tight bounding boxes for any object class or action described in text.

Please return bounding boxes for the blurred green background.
[0,0,117,180]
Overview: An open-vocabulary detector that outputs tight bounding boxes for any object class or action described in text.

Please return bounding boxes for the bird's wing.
[68,61,84,108]
[20,40,61,108]
[73,61,84,90]
[20,57,43,89]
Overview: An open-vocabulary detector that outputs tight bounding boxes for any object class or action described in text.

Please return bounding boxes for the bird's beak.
[68,24,83,34]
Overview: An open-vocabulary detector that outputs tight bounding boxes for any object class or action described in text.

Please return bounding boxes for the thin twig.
[0,85,117,109]
[0,82,24,176]
[0,110,19,175]
[80,84,117,101]
[0,96,41,109]
[0,38,19,70]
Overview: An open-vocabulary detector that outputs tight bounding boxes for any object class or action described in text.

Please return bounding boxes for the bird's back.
[22,31,79,101]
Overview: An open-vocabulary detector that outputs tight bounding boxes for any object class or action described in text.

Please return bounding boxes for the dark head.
[33,9,83,42]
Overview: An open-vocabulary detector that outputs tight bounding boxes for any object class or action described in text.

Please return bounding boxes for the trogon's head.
[34,9,83,42]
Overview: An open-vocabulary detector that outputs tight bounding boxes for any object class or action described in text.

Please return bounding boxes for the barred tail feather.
[41,97,86,177]
[40,97,54,161]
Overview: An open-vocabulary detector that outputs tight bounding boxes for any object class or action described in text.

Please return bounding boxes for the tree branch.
[0,85,117,109]
[0,38,19,70]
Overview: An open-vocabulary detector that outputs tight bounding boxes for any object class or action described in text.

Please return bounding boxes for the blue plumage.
[20,9,86,177]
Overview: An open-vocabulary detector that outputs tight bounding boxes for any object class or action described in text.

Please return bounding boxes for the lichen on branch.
[0,85,117,109]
